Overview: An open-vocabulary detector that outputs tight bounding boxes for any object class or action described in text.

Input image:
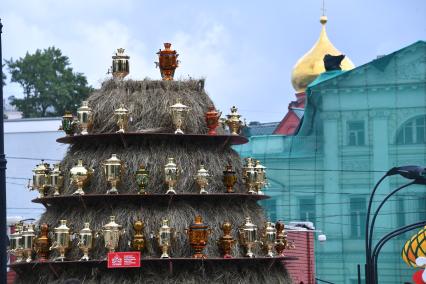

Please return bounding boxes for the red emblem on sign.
[107,252,141,268]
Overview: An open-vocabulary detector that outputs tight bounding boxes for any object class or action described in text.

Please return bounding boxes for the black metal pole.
[365,173,388,284]
[357,264,361,284]
[372,221,426,284]
[368,181,415,254]
[0,18,8,284]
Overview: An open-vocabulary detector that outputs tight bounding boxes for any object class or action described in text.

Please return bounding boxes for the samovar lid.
[80,222,92,234]
[33,161,49,173]
[70,159,88,175]
[191,215,208,229]
[165,158,176,167]
[227,106,241,118]
[196,165,209,176]
[112,48,130,60]
[114,104,129,114]
[170,100,189,111]
[104,154,121,165]
[104,216,122,230]
[55,220,70,233]
[77,101,92,112]
[161,219,170,228]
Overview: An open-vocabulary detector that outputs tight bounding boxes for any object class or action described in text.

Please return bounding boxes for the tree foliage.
[1,64,5,87]
[6,47,92,118]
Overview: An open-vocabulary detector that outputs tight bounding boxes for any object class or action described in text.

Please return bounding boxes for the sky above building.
[1,0,425,122]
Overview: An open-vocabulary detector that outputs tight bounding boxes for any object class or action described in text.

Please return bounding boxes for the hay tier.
[12,79,292,283]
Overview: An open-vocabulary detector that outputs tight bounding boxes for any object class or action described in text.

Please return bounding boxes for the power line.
[7,156,61,162]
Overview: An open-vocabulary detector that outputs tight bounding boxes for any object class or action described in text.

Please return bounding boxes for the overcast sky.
[1,0,425,122]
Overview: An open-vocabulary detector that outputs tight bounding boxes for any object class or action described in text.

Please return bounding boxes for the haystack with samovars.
[11,45,295,283]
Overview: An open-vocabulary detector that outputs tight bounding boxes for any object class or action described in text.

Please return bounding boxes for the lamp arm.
[371,221,426,284]
[368,181,415,255]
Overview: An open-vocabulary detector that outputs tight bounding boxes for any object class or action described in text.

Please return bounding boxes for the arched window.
[396,115,426,144]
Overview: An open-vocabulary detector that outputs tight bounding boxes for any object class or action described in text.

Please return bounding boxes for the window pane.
[299,198,316,222]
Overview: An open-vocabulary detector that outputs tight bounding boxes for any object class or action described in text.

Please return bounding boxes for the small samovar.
[225,106,243,135]
[275,221,294,256]
[50,220,71,261]
[164,158,180,194]
[155,43,179,81]
[70,159,93,195]
[169,100,190,134]
[217,221,236,258]
[194,164,210,194]
[135,164,149,195]
[34,223,50,262]
[21,223,36,262]
[8,222,24,263]
[154,219,176,258]
[242,158,257,194]
[102,154,124,194]
[28,161,50,198]
[185,216,211,259]
[101,216,124,255]
[205,106,222,136]
[77,100,93,135]
[114,104,130,133]
[111,48,130,79]
[78,222,93,261]
[223,164,237,193]
[131,220,145,252]
[49,164,64,196]
[261,222,277,257]
[238,217,258,258]
[60,111,77,136]
[254,160,267,195]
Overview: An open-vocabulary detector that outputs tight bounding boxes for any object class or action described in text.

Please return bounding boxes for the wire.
[7,156,61,162]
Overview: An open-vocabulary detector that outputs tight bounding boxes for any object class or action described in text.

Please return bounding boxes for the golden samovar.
[70,159,93,195]
[223,164,237,193]
[28,161,50,198]
[78,222,93,261]
[225,106,244,135]
[8,222,24,263]
[49,164,64,196]
[102,154,124,194]
[194,164,210,194]
[261,221,277,257]
[254,160,267,195]
[154,218,176,258]
[238,217,259,258]
[21,223,35,262]
[50,220,71,261]
[164,158,180,194]
[114,104,130,133]
[242,158,257,194]
[34,223,50,261]
[100,216,124,255]
[77,100,93,135]
[217,221,236,258]
[170,100,190,134]
[131,220,145,252]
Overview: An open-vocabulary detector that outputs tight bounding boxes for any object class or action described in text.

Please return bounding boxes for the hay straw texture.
[18,79,291,284]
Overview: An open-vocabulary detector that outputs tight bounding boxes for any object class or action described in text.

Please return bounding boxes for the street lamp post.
[365,166,426,284]
[0,18,8,284]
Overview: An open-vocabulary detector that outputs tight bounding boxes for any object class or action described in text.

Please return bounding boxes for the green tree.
[5,47,92,118]
[1,64,6,87]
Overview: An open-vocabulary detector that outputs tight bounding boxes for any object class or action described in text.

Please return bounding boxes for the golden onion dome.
[291,16,355,93]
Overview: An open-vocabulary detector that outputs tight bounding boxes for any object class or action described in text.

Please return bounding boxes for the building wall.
[235,41,426,283]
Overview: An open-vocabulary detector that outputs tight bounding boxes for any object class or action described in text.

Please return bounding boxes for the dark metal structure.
[0,18,8,284]
[365,166,426,284]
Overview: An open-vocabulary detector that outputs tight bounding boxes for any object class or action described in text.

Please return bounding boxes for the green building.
[235,39,426,283]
